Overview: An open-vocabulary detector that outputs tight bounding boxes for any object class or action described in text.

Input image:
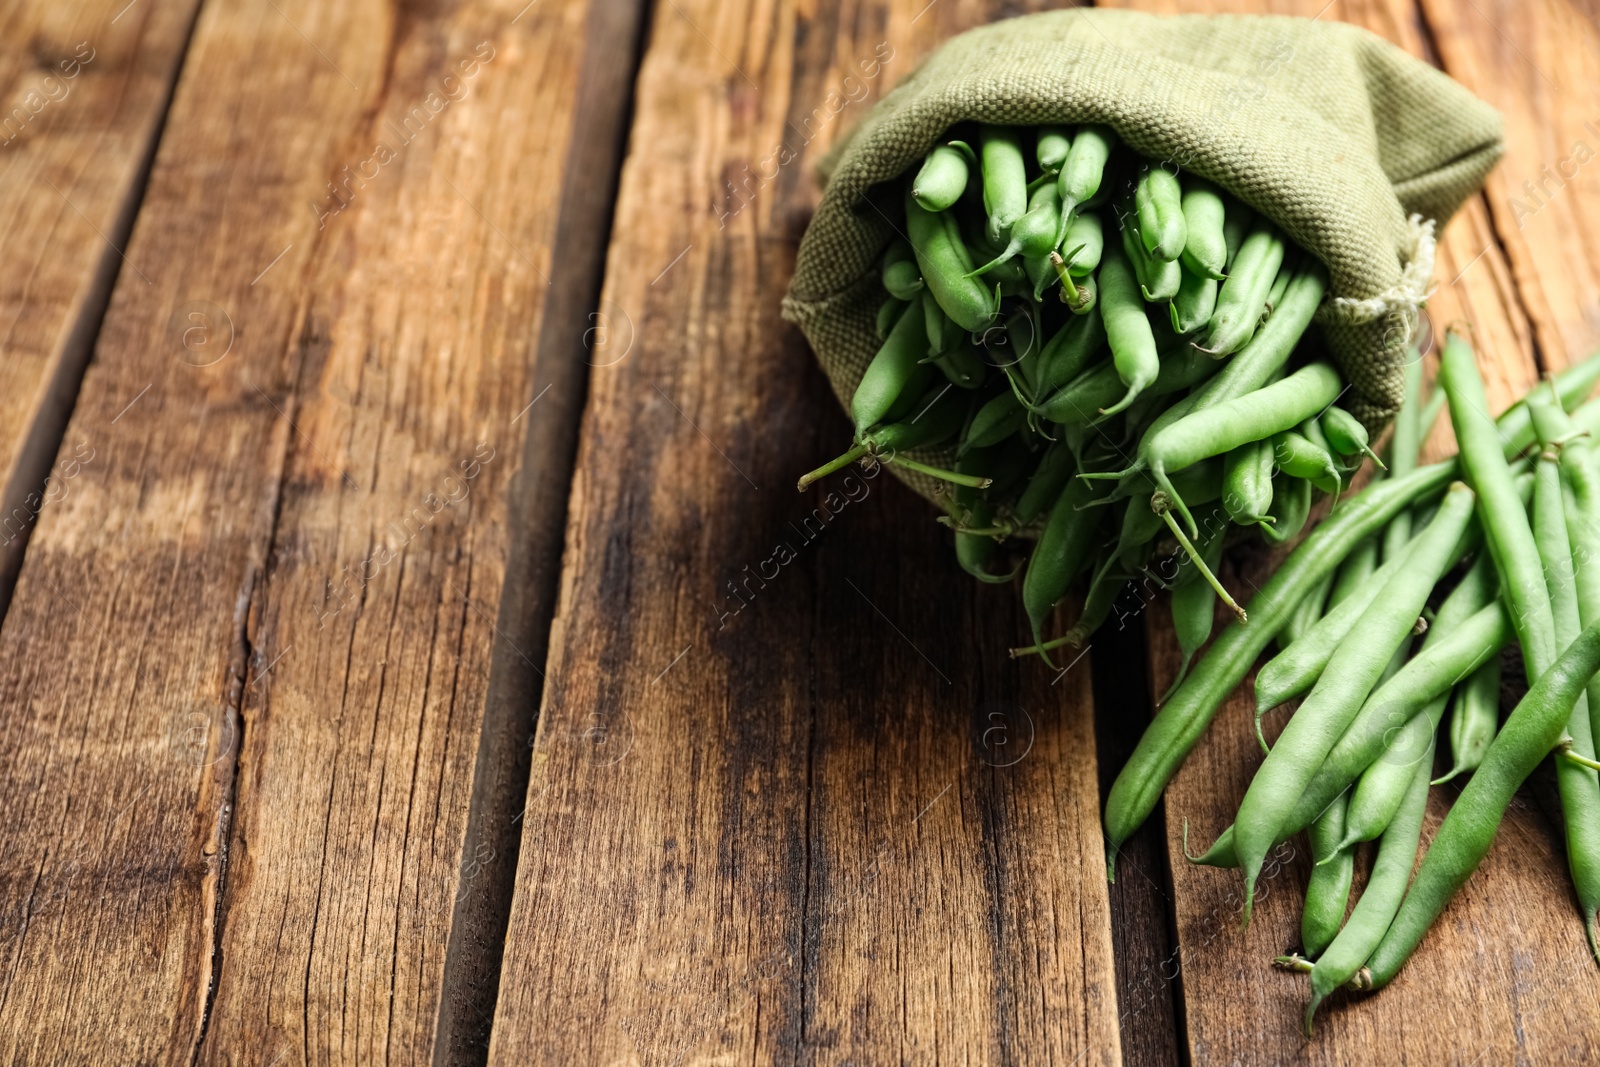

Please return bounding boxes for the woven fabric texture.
[782,9,1502,504]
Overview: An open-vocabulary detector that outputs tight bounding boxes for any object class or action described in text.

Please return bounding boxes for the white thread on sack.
[1323,214,1437,324]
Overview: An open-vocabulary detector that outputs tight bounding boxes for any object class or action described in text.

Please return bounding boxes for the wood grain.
[487,0,1122,1063]
[0,0,200,619]
[1417,0,1600,371]
[1106,0,1600,1060]
[0,0,625,1062]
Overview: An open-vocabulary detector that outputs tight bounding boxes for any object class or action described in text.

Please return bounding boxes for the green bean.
[1034,305,1105,396]
[879,359,937,425]
[1127,361,1344,537]
[1230,483,1474,920]
[1439,654,1500,783]
[904,188,996,332]
[911,141,972,212]
[1262,256,1294,319]
[1065,553,1129,647]
[1221,200,1253,271]
[1057,125,1115,214]
[1136,167,1186,261]
[798,382,967,491]
[1322,406,1386,469]
[1163,520,1226,703]
[1061,265,1098,315]
[1559,416,1600,764]
[1272,430,1343,496]
[1058,213,1103,276]
[1012,442,1075,528]
[1340,690,1445,849]
[1121,216,1182,302]
[1024,476,1109,665]
[1302,742,1432,1031]
[1358,623,1600,992]
[1446,330,1558,682]
[1260,475,1312,546]
[950,454,1019,584]
[851,298,930,435]
[970,182,1061,277]
[960,391,1026,456]
[1036,125,1071,172]
[1223,439,1275,527]
[883,239,924,300]
[1301,790,1355,959]
[922,293,981,394]
[875,296,906,341]
[1105,460,1460,875]
[1170,268,1218,334]
[1034,344,1215,427]
[1178,176,1227,280]
[1382,358,1428,560]
[1328,537,1378,609]
[1192,600,1510,870]
[1529,390,1600,956]
[980,125,1028,242]
[1098,241,1160,416]
[1185,264,1326,409]
[1254,518,1472,716]
[1281,571,1333,649]
[1201,220,1284,357]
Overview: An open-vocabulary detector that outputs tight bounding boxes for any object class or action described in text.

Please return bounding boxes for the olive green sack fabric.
[781,9,1503,504]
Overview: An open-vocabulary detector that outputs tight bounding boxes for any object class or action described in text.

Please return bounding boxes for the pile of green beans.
[796,124,1600,1030]
[798,123,1368,665]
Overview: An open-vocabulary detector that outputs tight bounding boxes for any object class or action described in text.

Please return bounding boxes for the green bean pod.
[904,189,996,332]
[1272,430,1342,495]
[1141,361,1343,537]
[1558,422,1600,761]
[1528,392,1600,952]
[1221,200,1252,270]
[960,391,1026,456]
[883,239,924,300]
[1136,167,1187,261]
[1328,537,1378,609]
[911,142,972,212]
[1280,572,1333,650]
[1034,306,1106,397]
[1034,345,1216,427]
[875,296,907,341]
[1062,267,1098,316]
[1222,438,1275,526]
[1340,694,1446,850]
[1178,176,1227,279]
[1304,742,1432,1031]
[1163,520,1226,703]
[1441,655,1501,782]
[970,182,1062,276]
[1012,442,1075,528]
[1358,623,1600,992]
[1322,406,1385,470]
[1023,476,1108,665]
[1170,269,1218,335]
[980,125,1029,243]
[851,298,930,434]
[1099,241,1160,416]
[1260,475,1312,545]
[1230,483,1474,920]
[1059,213,1104,276]
[1104,460,1460,874]
[1302,791,1355,959]
[1057,125,1115,213]
[1122,218,1182,302]
[1036,125,1071,172]
[1201,220,1284,357]
[1185,264,1326,409]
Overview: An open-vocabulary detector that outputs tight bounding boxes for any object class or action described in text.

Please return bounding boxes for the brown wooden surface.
[485,0,1124,1063]
[0,0,200,617]
[0,0,629,1062]
[1,0,1598,1062]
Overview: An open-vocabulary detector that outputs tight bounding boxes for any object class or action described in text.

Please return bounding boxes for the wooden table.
[1,0,1597,1062]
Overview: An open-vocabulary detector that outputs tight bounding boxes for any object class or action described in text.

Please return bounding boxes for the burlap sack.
[781,9,1502,504]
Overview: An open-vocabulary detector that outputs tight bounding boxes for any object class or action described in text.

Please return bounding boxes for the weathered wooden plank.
[1101,0,1600,1059]
[488,1,1122,1063]
[0,0,630,1061]
[0,0,200,618]
[1417,0,1600,371]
